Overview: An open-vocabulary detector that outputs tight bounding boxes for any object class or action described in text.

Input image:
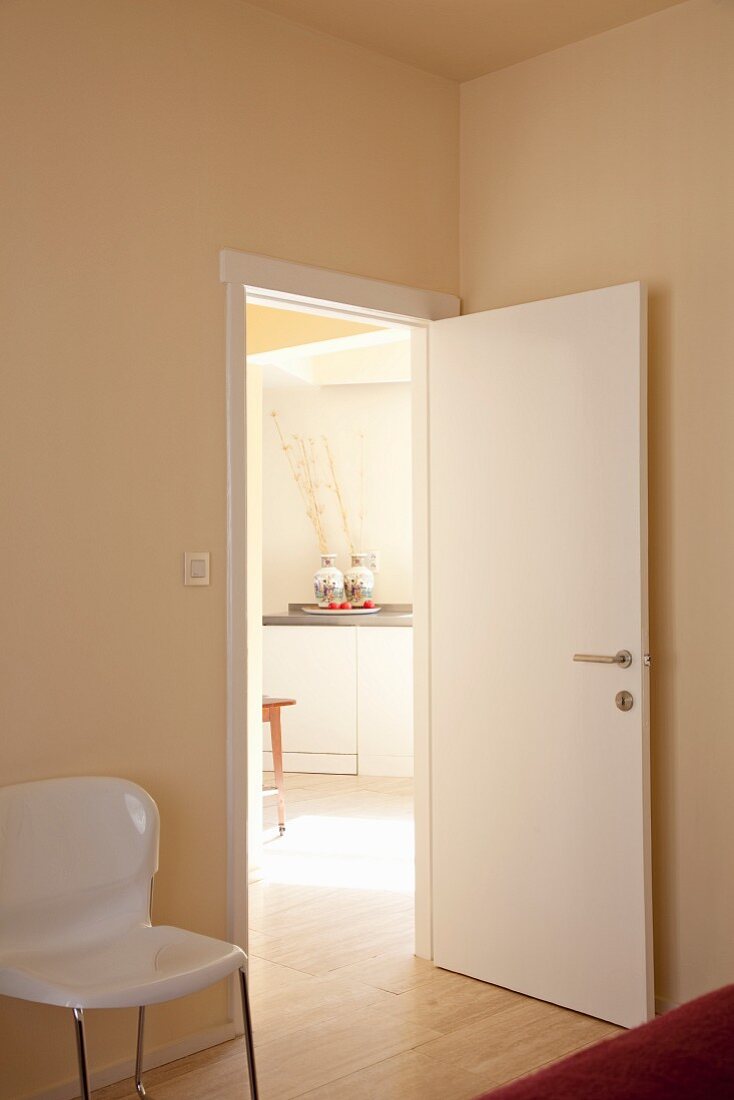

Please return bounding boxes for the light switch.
[184,551,210,586]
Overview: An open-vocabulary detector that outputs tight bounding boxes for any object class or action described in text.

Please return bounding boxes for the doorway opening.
[221,250,456,999]
[246,296,418,982]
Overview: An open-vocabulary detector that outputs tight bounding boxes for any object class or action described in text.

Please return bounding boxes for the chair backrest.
[0,776,159,952]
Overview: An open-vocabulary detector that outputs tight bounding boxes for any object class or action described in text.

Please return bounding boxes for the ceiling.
[245,0,688,82]
[247,304,409,388]
[246,304,380,355]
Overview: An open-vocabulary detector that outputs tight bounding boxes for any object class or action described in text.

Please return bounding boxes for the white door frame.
[220,249,460,1022]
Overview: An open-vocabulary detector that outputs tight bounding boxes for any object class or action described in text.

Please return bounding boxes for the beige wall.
[460,0,734,1009]
[3,0,731,1088]
[262,383,412,612]
[0,0,457,1094]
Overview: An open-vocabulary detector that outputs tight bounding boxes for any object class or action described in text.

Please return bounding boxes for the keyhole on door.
[615,691,634,712]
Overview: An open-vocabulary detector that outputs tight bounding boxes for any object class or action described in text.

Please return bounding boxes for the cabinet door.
[357,628,413,774]
[263,626,357,755]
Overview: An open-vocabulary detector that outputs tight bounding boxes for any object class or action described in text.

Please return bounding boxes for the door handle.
[573,650,632,668]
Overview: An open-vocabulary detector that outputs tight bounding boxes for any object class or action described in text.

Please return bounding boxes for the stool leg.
[270,707,286,835]
[72,1008,91,1100]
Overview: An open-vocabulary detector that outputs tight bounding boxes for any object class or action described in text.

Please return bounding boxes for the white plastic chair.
[0,776,258,1099]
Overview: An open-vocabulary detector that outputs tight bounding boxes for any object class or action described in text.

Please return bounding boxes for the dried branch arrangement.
[271,411,328,553]
[271,412,365,558]
[358,431,366,551]
[323,435,355,555]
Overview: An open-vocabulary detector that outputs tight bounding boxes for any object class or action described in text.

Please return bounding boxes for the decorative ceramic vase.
[344,553,375,607]
[313,553,344,607]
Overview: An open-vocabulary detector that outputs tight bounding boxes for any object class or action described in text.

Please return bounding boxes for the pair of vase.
[313,553,375,608]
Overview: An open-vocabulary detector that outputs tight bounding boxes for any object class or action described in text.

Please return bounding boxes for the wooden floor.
[97,773,620,1099]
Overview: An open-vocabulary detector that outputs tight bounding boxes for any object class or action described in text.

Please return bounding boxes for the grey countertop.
[263,603,413,627]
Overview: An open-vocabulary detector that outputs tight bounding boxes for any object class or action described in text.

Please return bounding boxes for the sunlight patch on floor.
[262,812,415,894]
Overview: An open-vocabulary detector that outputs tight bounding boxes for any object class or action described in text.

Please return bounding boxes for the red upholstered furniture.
[480,985,734,1100]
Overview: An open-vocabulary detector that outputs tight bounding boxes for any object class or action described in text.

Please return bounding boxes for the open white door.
[429,282,652,1028]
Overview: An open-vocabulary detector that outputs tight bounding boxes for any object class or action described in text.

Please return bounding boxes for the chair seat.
[0,924,246,1010]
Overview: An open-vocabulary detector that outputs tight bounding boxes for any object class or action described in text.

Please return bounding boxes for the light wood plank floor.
[97,773,620,1099]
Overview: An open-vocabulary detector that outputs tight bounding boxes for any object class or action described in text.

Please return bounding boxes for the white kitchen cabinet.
[357,628,414,776]
[262,626,357,772]
[263,624,413,776]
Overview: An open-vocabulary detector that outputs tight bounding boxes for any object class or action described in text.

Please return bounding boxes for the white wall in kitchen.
[262,381,412,612]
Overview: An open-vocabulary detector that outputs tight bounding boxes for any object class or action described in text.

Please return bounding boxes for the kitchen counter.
[263,603,413,627]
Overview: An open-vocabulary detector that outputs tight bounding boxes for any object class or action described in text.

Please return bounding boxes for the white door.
[429,282,652,1028]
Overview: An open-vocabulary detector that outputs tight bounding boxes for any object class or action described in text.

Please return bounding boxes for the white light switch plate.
[366,550,380,573]
[184,551,210,586]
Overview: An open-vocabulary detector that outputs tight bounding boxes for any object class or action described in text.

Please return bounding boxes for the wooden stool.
[262,696,295,835]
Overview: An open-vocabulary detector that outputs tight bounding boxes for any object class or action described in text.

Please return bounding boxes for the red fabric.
[478,985,734,1100]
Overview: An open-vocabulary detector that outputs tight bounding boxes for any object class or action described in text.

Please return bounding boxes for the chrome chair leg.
[72,1008,92,1100]
[239,966,259,1100]
[135,1006,148,1097]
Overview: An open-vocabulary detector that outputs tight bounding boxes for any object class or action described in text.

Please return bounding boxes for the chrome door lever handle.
[573,650,632,668]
